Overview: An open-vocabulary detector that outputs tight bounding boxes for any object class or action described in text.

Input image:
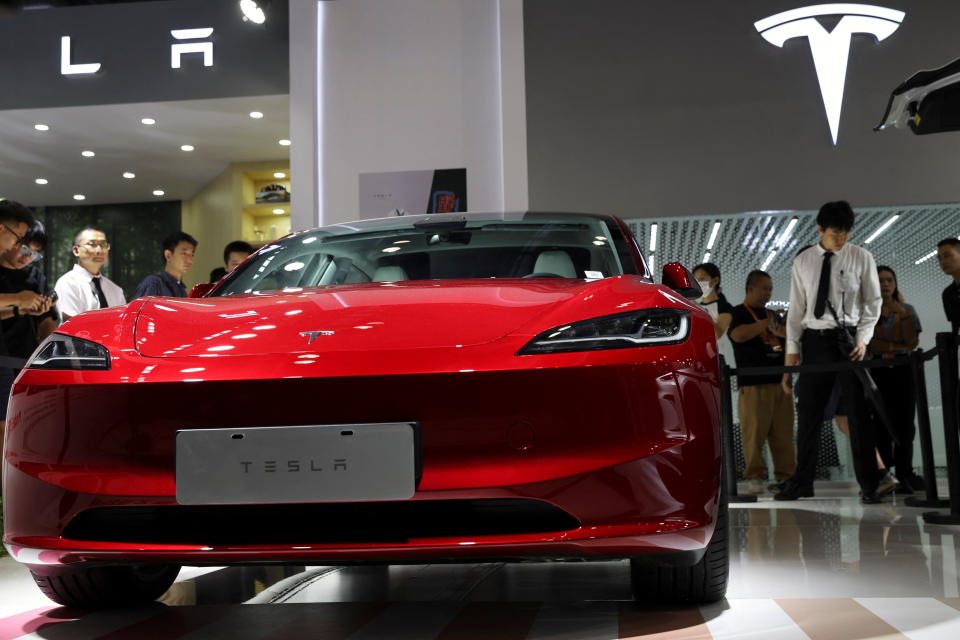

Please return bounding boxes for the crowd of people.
[0,198,254,436]
[698,201,960,503]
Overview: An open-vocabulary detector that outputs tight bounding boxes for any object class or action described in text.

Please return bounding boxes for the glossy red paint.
[2,213,721,575]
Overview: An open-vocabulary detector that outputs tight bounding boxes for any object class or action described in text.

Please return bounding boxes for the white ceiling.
[0,93,290,206]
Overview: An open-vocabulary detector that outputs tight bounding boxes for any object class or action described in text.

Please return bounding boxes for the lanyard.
[745,305,781,349]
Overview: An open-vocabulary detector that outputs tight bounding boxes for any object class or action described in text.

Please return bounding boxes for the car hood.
[133,279,654,358]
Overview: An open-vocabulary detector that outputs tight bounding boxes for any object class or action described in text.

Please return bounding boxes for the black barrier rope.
[719,334,958,512]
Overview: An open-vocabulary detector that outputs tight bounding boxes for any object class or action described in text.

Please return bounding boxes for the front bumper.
[3,363,721,567]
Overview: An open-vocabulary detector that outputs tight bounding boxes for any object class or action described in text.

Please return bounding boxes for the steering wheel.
[523,272,566,278]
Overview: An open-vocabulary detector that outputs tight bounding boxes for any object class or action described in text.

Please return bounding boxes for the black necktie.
[92,276,109,309]
[813,251,833,319]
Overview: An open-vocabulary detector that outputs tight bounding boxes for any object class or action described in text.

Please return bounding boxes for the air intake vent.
[64,499,580,545]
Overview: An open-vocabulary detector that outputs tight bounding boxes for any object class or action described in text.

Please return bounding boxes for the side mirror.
[662,262,702,300]
[189,283,216,299]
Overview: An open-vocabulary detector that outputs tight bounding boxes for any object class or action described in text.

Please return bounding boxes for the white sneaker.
[746,478,766,495]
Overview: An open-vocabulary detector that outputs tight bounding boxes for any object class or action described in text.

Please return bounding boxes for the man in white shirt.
[54,228,126,321]
[775,201,882,503]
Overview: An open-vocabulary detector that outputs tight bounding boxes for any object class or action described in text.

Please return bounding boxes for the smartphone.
[48,291,58,303]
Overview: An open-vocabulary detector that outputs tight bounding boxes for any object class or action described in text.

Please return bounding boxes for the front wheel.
[630,493,729,604]
[31,564,180,608]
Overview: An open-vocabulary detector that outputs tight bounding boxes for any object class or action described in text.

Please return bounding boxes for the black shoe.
[893,483,915,495]
[774,482,814,501]
[861,492,883,504]
[768,481,788,493]
[898,472,926,492]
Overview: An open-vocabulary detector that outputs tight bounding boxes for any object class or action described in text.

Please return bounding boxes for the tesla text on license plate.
[175,422,417,505]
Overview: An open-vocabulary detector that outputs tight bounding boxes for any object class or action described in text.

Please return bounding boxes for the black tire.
[630,491,729,604]
[30,564,180,608]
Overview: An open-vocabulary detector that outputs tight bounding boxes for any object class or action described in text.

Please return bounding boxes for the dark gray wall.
[0,0,289,110]
[524,0,960,218]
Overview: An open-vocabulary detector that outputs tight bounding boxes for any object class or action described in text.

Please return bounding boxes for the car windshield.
[213,212,639,296]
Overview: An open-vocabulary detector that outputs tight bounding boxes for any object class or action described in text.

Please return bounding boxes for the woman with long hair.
[869,265,923,493]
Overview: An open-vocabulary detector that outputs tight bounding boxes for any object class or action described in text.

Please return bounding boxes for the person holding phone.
[0,221,58,341]
[728,270,796,494]
[0,203,55,437]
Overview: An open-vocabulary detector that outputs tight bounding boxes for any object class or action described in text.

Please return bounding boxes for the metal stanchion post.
[719,356,757,504]
[923,333,960,524]
[905,348,949,508]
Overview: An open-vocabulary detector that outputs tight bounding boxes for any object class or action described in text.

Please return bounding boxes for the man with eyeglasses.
[54,227,126,321]
[0,200,53,437]
[0,221,58,344]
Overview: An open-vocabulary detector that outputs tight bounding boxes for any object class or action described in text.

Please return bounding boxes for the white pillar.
[498,0,529,211]
[288,0,322,230]
[290,0,528,227]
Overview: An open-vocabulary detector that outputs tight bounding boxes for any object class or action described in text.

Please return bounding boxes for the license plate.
[175,422,417,505]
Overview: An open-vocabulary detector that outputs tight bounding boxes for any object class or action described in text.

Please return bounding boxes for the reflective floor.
[2,482,960,638]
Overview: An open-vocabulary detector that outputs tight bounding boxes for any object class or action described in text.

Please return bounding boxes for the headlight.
[27,334,111,371]
[517,309,690,355]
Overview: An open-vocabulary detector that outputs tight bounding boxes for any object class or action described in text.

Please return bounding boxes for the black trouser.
[793,329,879,494]
[872,362,916,478]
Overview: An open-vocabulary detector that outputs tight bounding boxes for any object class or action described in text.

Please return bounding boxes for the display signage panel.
[0,0,289,110]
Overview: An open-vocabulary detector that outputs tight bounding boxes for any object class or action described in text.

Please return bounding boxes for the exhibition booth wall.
[0,0,291,290]
[523,0,960,217]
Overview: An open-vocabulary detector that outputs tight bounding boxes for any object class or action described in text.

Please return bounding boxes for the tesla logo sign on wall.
[755,4,905,144]
[60,28,215,76]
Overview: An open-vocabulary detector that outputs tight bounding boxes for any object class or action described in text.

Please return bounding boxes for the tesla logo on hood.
[300,330,335,344]
[754,4,905,145]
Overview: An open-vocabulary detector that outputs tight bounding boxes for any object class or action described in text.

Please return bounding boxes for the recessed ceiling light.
[122,171,136,179]
[239,0,267,24]
[141,117,156,125]
[153,189,165,196]
[73,194,86,201]
[273,172,286,179]
[180,144,194,152]
[81,150,95,158]
[278,139,291,146]
[35,178,48,185]
[272,208,284,214]
[34,123,50,131]
[249,111,264,119]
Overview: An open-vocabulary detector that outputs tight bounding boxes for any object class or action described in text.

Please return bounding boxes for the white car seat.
[373,265,409,281]
[532,250,576,278]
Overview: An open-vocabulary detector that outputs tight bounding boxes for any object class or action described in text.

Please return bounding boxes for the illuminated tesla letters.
[59,27,216,76]
[60,36,102,75]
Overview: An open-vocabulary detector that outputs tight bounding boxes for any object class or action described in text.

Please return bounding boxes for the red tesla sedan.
[2,212,725,607]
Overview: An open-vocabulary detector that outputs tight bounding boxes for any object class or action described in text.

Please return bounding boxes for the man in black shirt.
[0,202,53,437]
[132,231,197,300]
[938,238,960,336]
[728,270,795,494]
